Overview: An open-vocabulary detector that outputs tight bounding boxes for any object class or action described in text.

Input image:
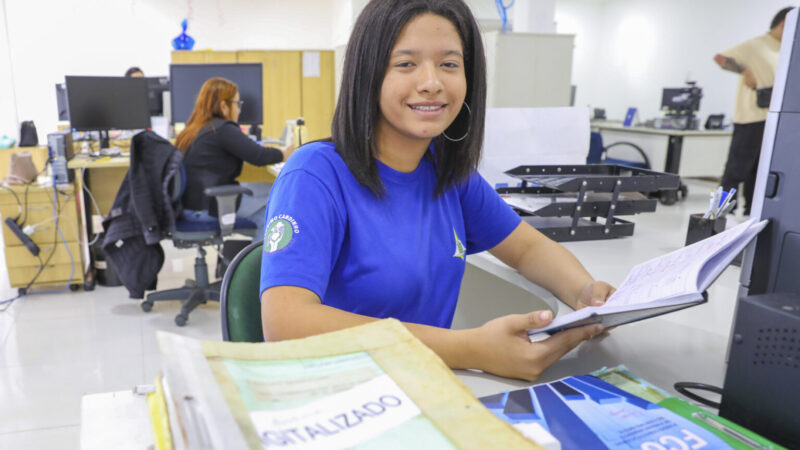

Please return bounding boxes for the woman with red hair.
[176,77,292,236]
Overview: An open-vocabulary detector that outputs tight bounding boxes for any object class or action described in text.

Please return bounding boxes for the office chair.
[140,165,258,326]
[587,131,651,169]
[588,131,687,204]
[220,239,264,342]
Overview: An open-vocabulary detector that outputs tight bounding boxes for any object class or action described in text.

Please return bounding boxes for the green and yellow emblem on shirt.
[453,228,466,260]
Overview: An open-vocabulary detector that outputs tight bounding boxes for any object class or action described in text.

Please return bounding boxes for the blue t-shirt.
[259,141,521,328]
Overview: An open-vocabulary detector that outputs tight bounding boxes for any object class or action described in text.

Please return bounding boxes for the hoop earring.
[442,102,471,142]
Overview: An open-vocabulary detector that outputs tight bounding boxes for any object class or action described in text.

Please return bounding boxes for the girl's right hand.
[468,310,603,381]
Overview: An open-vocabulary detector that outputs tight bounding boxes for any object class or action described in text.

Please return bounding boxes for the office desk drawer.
[8,262,81,287]
[5,242,81,267]
[0,201,79,246]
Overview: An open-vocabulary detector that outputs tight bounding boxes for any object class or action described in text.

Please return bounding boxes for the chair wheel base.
[175,314,188,326]
[141,301,153,312]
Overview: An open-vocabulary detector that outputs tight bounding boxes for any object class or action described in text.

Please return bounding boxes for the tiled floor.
[0,244,224,449]
[0,179,743,449]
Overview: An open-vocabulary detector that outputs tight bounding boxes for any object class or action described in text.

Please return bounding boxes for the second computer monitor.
[169,63,263,125]
[146,76,170,117]
[55,83,69,121]
[65,76,152,131]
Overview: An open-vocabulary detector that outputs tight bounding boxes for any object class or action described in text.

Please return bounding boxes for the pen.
[711,187,722,217]
[691,411,770,449]
[718,199,736,219]
[703,191,716,219]
[719,187,736,212]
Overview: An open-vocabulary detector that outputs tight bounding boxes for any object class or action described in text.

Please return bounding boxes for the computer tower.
[47,130,73,185]
[720,8,800,448]
[719,294,800,447]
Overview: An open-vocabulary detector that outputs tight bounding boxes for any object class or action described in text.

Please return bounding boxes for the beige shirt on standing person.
[721,33,781,124]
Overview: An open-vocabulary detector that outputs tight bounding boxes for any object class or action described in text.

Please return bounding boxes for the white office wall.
[1,0,792,143]
[0,0,337,143]
[556,0,793,122]
[0,0,18,141]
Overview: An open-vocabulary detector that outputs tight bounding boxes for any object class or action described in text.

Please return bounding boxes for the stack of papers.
[153,319,538,449]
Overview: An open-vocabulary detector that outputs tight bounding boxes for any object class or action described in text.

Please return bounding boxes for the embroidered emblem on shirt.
[453,228,466,260]
[264,215,300,254]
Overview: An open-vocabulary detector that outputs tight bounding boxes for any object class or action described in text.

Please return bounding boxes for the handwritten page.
[607,218,761,307]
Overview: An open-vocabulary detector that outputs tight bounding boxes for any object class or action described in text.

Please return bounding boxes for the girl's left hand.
[575,281,616,310]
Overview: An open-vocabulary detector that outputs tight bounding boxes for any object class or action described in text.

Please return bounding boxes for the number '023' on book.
[528,218,768,336]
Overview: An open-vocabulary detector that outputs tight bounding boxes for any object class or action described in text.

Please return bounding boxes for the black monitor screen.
[65,76,151,131]
[147,76,169,116]
[661,87,702,113]
[170,63,263,125]
[55,83,69,121]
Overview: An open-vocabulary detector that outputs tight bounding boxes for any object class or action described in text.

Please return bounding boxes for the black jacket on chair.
[102,131,183,298]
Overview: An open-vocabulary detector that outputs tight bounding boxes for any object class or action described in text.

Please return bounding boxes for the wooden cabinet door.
[301,51,336,142]
[238,51,302,141]
[171,51,238,64]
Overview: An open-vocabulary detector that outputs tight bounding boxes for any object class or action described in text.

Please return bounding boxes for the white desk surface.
[591,120,732,137]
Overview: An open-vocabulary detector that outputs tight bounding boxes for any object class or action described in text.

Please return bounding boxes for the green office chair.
[220,239,264,342]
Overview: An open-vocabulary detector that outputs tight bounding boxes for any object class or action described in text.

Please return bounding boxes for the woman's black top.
[182,119,283,215]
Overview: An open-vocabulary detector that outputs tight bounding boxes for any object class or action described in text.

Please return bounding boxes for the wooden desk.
[67,154,280,274]
[67,154,280,217]
[0,184,84,290]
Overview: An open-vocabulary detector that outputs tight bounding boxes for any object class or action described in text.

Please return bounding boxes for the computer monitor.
[660,86,702,114]
[146,76,169,116]
[169,63,263,125]
[65,76,151,148]
[55,83,69,121]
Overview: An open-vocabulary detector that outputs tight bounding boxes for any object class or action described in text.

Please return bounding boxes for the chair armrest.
[203,185,253,197]
[203,185,253,236]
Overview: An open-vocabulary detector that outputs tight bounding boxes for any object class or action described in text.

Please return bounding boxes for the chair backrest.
[220,240,264,342]
[587,131,605,164]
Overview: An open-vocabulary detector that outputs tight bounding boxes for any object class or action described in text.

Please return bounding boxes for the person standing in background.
[713,7,792,216]
[124,66,144,78]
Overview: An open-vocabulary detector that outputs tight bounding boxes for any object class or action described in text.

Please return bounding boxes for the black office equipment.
[498,165,679,241]
[704,114,725,130]
[55,83,69,121]
[47,130,74,185]
[661,84,703,130]
[169,63,263,125]
[146,76,170,116]
[718,8,800,448]
[65,76,151,148]
[4,218,40,257]
[661,86,702,114]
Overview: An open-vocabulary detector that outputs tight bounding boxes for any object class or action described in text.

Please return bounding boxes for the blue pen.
[719,187,737,213]
[719,191,728,208]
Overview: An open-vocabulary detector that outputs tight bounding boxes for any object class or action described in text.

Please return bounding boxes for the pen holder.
[685,213,726,247]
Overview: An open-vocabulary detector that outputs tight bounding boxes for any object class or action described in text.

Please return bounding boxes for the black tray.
[504,164,680,193]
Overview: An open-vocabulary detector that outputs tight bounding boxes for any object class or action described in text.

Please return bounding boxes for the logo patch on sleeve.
[453,228,466,260]
[263,215,300,253]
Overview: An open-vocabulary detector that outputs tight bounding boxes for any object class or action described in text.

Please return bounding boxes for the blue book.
[480,375,730,449]
[623,107,637,127]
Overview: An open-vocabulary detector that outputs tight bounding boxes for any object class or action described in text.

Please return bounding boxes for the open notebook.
[529,218,768,336]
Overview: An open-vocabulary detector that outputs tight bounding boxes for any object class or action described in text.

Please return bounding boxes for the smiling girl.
[259,0,614,381]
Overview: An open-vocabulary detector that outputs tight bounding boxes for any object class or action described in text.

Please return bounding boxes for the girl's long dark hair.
[331,0,486,197]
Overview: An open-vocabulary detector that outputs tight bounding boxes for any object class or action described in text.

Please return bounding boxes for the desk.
[592,121,732,177]
[66,154,281,273]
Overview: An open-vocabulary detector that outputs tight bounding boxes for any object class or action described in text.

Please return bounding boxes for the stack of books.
[146,319,537,449]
